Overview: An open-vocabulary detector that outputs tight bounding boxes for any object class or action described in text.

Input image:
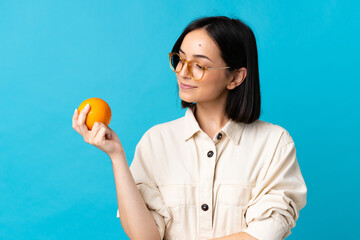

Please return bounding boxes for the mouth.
[179,82,197,89]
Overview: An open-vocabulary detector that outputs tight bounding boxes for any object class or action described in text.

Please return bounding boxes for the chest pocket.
[215,184,254,233]
[218,184,253,206]
[159,184,197,207]
[158,185,197,239]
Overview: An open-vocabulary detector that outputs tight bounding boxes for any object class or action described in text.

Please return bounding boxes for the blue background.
[1,0,359,239]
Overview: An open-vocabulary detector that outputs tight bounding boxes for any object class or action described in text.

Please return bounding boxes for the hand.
[210,232,258,240]
[72,104,124,158]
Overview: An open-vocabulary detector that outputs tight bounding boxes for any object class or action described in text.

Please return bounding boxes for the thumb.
[94,125,112,144]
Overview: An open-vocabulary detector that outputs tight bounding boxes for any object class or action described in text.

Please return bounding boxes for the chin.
[179,92,197,103]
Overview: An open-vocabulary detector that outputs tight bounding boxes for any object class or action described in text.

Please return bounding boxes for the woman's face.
[176,28,234,105]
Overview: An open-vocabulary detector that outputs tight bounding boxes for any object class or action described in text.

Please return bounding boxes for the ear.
[227,67,247,90]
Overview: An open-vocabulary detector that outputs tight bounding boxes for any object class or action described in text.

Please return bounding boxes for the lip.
[180,82,197,89]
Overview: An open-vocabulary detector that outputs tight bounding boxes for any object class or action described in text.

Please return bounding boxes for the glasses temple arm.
[207,66,231,70]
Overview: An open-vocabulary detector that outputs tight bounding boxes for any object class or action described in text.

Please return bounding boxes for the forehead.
[180,28,221,60]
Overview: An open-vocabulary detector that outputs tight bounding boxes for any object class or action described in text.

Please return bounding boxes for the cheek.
[200,75,227,95]
[176,73,229,102]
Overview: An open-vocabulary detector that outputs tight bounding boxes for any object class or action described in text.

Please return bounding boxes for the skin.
[72,27,256,240]
[211,232,258,240]
[177,28,247,140]
[72,107,161,240]
[177,28,256,240]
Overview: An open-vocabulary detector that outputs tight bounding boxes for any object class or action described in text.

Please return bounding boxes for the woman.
[72,16,307,240]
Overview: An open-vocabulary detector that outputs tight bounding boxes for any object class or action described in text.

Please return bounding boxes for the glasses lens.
[169,53,205,80]
[189,61,204,80]
[170,53,182,72]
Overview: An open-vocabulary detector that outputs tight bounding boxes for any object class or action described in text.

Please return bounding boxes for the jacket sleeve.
[243,131,307,240]
[117,139,172,239]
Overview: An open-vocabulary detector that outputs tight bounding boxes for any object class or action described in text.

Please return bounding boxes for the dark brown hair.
[172,16,261,123]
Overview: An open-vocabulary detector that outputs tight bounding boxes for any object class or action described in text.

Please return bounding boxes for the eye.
[196,63,203,69]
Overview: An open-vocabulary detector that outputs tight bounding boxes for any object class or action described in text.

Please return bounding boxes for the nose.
[178,61,191,79]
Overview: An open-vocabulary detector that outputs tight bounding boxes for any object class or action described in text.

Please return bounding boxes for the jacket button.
[217,133,223,140]
[201,204,209,211]
[207,151,214,158]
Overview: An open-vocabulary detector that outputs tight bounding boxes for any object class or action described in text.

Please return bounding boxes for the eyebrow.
[179,48,213,62]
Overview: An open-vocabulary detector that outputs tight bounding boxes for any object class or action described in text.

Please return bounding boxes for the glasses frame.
[169,52,230,81]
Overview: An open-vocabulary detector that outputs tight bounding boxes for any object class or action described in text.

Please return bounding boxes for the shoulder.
[244,119,294,147]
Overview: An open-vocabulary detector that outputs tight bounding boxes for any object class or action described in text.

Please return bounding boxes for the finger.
[93,123,109,139]
[77,104,91,132]
[94,126,107,144]
[73,108,78,119]
[72,108,80,131]
[77,104,90,124]
[88,122,102,141]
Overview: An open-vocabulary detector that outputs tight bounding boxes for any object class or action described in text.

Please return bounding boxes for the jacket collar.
[183,106,245,144]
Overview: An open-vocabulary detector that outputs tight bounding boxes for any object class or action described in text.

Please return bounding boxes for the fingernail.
[86,104,89,108]
[74,108,77,114]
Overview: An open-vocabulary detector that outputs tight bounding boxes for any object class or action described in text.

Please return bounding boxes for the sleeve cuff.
[243,213,290,240]
[150,210,166,239]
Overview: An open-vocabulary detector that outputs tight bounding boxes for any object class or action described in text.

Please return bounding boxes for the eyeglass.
[169,52,230,81]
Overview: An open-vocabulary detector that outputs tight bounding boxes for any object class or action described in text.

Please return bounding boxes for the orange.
[78,97,112,130]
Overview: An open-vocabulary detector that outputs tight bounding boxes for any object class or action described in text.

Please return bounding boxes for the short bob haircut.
[171,16,261,124]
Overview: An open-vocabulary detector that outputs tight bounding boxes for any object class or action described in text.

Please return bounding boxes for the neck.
[193,98,229,139]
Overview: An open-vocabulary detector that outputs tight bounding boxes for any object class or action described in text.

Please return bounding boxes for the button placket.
[198,142,216,236]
